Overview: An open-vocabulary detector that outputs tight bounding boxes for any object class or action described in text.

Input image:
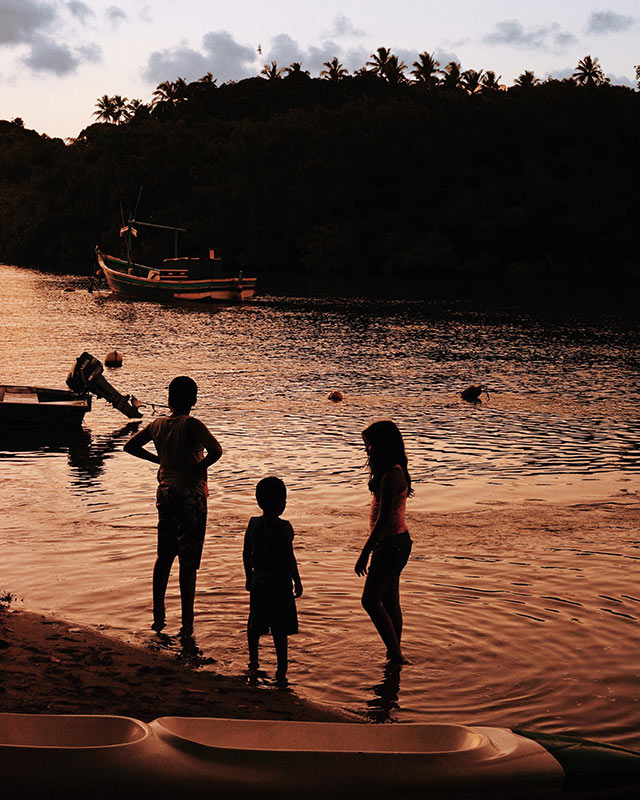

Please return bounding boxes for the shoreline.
[0,606,354,724]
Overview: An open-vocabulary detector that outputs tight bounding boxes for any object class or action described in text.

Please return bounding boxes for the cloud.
[106,5,127,27]
[66,1,93,24]
[266,33,305,67]
[142,31,257,84]
[605,73,634,88]
[484,20,576,52]
[324,14,365,39]
[21,33,101,75]
[0,0,56,45]
[586,10,635,34]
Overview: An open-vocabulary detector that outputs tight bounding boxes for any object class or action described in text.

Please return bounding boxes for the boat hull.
[1,714,639,798]
[0,385,90,427]
[97,253,256,303]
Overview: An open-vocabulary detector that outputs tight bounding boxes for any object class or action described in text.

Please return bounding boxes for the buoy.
[328,390,343,402]
[105,350,123,368]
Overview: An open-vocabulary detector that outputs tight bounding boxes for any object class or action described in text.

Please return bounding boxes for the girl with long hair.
[355,420,413,663]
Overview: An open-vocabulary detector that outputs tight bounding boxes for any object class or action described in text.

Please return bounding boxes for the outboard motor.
[67,352,143,418]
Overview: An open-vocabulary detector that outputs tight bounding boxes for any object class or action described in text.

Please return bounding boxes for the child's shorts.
[156,485,207,570]
[248,574,298,637]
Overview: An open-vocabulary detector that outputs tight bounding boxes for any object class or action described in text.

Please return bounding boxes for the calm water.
[1,265,639,747]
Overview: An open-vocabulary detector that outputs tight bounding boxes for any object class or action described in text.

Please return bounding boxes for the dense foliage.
[1,68,638,289]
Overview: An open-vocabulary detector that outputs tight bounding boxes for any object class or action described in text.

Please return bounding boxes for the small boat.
[2,713,639,798]
[0,352,142,428]
[0,385,91,426]
[96,218,256,303]
[148,717,640,798]
[0,713,156,798]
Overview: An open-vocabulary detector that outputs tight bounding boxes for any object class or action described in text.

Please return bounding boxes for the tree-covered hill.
[0,71,638,289]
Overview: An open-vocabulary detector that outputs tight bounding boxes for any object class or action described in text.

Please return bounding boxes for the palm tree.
[513,70,540,90]
[284,62,310,76]
[382,54,408,85]
[461,69,483,94]
[261,61,283,80]
[481,70,502,92]
[110,95,129,123]
[123,98,149,121]
[172,77,189,102]
[411,52,440,88]
[93,95,117,123]
[152,80,175,106]
[366,47,392,77]
[320,57,349,82]
[572,55,606,87]
[441,61,462,89]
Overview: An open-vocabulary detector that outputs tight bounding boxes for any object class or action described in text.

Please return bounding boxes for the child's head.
[168,376,198,414]
[255,476,287,516]
[362,419,412,495]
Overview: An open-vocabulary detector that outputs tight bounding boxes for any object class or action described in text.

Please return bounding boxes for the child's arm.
[189,418,223,472]
[355,469,402,576]
[123,425,160,465]
[286,523,303,598]
[242,523,253,592]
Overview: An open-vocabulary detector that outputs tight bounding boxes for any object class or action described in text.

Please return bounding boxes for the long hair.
[362,420,412,496]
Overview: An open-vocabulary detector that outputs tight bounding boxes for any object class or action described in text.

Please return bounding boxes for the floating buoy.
[105,350,123,368]
[328,390,343,402]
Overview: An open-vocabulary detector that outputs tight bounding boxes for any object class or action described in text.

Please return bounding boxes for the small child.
[243,477,303,681]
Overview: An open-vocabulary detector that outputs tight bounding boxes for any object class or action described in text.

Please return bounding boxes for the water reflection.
[364,662,403,723]
[0,422,142,488]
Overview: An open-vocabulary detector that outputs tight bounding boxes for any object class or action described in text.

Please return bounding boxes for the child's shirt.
[147,415,207,495]
[243,516,295,581]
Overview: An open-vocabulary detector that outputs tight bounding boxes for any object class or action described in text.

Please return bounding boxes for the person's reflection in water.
[365,662,403,723]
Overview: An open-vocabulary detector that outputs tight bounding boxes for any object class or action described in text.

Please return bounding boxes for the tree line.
[0,49,638,291]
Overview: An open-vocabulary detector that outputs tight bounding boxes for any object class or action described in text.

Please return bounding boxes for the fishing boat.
[2,713,638,798]
[0,385,91,426]
[95,219,256,303]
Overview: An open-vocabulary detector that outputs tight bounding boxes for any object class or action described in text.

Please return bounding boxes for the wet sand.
[0,607,352,724]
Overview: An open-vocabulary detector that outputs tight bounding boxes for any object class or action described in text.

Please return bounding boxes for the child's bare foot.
[248,659,260,671]
[387,651,411,665]
[151,618,166,633]
[275,669,288,685]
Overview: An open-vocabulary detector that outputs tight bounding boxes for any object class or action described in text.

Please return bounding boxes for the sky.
[1,0,638,139]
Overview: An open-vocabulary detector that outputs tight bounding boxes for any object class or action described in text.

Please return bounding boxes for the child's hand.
[355,551,369,576]
[294,580,303,598]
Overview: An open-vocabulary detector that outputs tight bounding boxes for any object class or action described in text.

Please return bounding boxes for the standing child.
[243,477,303,682]
[124,376,222,636]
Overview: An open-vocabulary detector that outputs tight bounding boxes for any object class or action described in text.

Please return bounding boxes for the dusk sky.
[1,0,638,139]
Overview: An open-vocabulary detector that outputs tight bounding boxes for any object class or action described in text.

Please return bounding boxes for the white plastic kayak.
[2,713,639,798]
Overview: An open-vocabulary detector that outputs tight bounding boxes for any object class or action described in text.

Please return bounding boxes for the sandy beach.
[0,604,352,724]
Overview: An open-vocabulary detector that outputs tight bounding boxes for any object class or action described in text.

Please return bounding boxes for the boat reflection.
[364,662,403,723]
[0,422,141,488]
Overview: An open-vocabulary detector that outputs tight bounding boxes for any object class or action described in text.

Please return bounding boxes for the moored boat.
[96,218,256,303]
[0,352,142,428]
[0,385,90,426]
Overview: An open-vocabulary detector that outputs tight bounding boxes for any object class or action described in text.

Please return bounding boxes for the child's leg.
[382,575,402,643]
[361,571,405,662]
[152,555,174,630]
[247,630,260,669]
[178,564,197,634]
[273,633,288,679]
